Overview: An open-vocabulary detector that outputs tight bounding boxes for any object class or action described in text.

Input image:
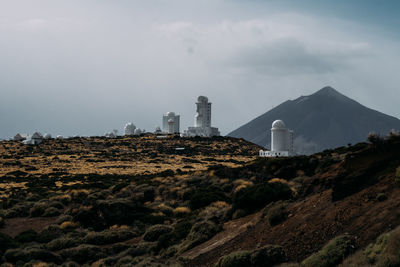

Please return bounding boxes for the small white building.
[43,133,52,139]
[162,112,180,134]
[183,96,220,137]
[105,132,116,138]
[22,132,43,145]
[134,128,142,136]
[124,123,136,136]
[154,126,162,134]
[13,133,27,141]
[259,120,294,157]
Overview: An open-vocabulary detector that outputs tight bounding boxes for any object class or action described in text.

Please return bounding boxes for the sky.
[0,0,399,139]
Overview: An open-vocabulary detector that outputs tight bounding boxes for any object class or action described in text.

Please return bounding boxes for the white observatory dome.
[166,112,175,116]
[272,120,286,129]
[197,96,208,103]
[43,133,52,139]
[124,123,136,136]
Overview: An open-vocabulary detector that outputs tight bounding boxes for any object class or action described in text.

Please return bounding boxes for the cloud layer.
[0,1,399,139]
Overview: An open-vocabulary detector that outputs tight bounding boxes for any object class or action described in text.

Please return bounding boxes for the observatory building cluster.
[11,94,295,157]
[124,95,220,137]
[259,120,294,157]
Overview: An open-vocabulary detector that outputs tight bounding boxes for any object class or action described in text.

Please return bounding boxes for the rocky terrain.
[0,133,400,266]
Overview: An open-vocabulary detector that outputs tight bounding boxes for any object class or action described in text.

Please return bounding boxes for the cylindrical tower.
[168,119,175,134]
[271,120,288,151]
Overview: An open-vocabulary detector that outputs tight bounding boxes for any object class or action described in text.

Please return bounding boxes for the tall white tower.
[194,96,211,128]
[271,120,288,152]
[259,119,294,157]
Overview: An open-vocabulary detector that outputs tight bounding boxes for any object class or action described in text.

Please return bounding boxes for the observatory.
[259,120,294,157]
[183,96,220,137]
[124,123,136,136]
[13,133,27,141]
[162,112,180,134]
[22,132,43,145]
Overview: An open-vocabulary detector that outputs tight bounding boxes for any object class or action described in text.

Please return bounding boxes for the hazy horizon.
[1,0,400,139]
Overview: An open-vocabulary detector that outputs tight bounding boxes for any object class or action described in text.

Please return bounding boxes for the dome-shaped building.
[124,123,136,136]
[259,120,294,157]
[272,120,286,129]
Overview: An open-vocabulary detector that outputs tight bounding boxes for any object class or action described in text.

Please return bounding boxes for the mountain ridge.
[228,86,400,154]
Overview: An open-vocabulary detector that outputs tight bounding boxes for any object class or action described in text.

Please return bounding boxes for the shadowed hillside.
[0,134,400,266]
[228,86,400,154]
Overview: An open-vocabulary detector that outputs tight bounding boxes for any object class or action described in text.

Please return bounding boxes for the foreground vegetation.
[0,133,399,266]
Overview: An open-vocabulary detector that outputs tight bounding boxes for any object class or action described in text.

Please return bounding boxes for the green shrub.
[0,232,16,255]
[4,202,32,218]
[233,182,292,213]
[143,224,173,242]
[184,221,220,251]
[157,220,193,250]
[14,229,37,243]
[214,245,286,267]
[302,235,355,267]
[4,247,62,264]
[395,166,400,186]
[46,237,81,251]
[29,202,47,217]
[37,225,63,243]
[189,187,227,210]
[364,226,400,266]
[57,215,73,224]
[96,198,153,227]
[59,244,105,264]
[84,229,137,245]
[43,207,62,217]
[376,193,388,202]
[267,202,288,226]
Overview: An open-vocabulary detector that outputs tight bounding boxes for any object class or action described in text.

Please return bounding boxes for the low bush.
[302,235,355,267]
[214,245,286,267]
[60,221,80,230]
[395,166,400,186]
[4,202,32,218]
[46,237,81,251]
[0,232,16,255]
[376,193,388,202]
[267,202,288,226]
[37,225,64,243]
[57,215,73,224]
[29,201,47,217]
[184,220,220,251]
[84,229,137,245]
[189,187,228,210]
[14,229,37,243]
[143,224,173,242]
[96,198,153,227]
[233,182,292,213]
[364,226,400,266]
[157,220,193,250]
[0,216,4,228]
[4,247,62,264]
[173,207,191,217]
[59,244,105,264]
[43,207,62,217]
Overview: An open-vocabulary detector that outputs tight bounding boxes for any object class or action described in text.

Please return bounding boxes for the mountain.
[228,86,400,154]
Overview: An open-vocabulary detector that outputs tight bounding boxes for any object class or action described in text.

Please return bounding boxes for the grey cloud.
[226,38,368,75]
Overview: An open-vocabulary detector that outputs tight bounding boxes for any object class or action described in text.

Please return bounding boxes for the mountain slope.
[228,86,400,154]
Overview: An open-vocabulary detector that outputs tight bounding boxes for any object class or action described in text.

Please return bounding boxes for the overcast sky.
[0,0,399,138]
